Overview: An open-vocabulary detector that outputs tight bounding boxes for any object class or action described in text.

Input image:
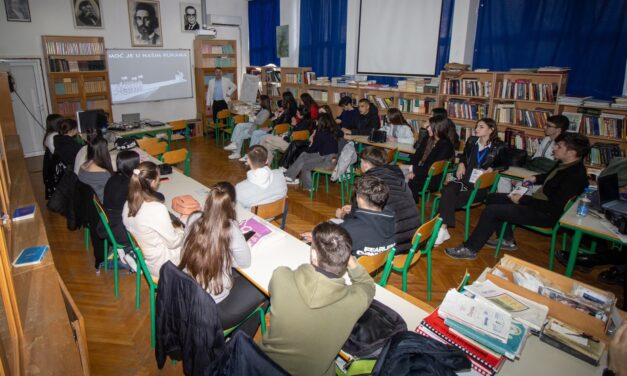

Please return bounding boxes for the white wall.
[279,0,299,67]
[0,0,249,122]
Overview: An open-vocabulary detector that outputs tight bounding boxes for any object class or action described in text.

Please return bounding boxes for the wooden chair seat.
[392,251,422,269]
[170,134,186,141]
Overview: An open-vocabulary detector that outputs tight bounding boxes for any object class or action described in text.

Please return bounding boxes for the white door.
[8,59,49,157]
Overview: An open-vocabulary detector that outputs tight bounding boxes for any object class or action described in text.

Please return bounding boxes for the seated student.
[302,175,395,257]
[300,92,319,120]
[431,107,460,150]
[224,94,272,160]
[53,119,83,170]
[337,146,421,254]
[335,96,358,127]
[434,118,510,246]
[259,104,314,160]
[381,108,414,145]
[498,114,569,193]
[42,113,63,199]
[103,150,141,270]
[249,91,298,148]
[181,182,267,336]
[407,115,456,201]
[446,133,590,260]
[342,98,379,135]
[235,145,287,210]
[78,136,114,202]
[261,222,375,375]
[284,113,339,190]
[123,161,185,278]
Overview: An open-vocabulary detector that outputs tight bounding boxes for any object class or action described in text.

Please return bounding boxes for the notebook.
[13,204,36,221]
[13,245,49,267]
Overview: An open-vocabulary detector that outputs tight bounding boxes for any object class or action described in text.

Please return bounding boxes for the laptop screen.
[598,173,619,205]
[122,113,141,124]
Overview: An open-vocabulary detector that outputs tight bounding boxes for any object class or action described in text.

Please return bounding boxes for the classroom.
[0,0,626,374]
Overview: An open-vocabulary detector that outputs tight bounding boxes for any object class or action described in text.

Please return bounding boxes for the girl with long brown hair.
[122,161,184,278]
[180,182,266,335]
[381,108,414,145]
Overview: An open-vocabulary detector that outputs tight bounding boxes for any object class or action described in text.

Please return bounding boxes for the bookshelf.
[280,67,311,99]
[193,38,238,135]
[439,71,495,127]
[42,35,112,120]
[260,66,281,110]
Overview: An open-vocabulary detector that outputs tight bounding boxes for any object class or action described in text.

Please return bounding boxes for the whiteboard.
[357,0,443,76]
[240,74,261,104]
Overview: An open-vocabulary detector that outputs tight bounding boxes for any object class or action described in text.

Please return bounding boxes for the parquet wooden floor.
[26,136,623,375]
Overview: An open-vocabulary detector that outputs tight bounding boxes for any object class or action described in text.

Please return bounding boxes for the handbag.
[171,195,201,215]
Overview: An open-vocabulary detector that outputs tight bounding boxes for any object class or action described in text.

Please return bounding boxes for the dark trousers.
[408,173,444,203]
[437,181,488,228]
[464,193,555,252]
[217,270,268,337]
[212,99,228,123]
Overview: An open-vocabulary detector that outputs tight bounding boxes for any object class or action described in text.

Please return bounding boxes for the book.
[539,318,606,366]
[445,318,528,360]
[13,245,49,267]
[239,217,273,247]
[12,204,36,221]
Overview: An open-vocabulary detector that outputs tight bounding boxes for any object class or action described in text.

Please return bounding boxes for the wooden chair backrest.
[143,141,168,157]
[233,115,247,124]
[258,118,272,129]
[273,123,290,135]
[252,196,287,221]
[429,160,448,176]
[386,149,397,164]
[291,130,309,141]
[476,170,499,190]
[358,248,392,274]
[169,120,187,132]
[216,109,230,120]
[161,149,187,165]
[411,216,440,248]
[136,137,160,149]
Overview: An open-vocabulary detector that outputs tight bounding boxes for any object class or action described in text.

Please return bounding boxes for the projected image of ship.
[112,71,187,102]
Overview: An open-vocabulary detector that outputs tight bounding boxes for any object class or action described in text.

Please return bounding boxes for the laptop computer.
[599,173,627,215]
[121,113,141,125]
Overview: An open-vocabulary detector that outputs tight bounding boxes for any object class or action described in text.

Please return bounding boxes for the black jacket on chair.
[156,261,226,375]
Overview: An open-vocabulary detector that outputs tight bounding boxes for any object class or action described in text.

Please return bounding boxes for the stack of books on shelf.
[366,94,394,110]
[303,71,316,84]
[441,78,491,97]
[86,99,109,110]
[398,97,436,114]
[331,75,369,87]
[582,98,612,109]
[48,59,104,72]
[58,101,82,114]
[265,69,281,82]
[284,73,303,84]
[398,77,438,93]
[496,79,558,102]
[44,40,104,55]
[203,57,233,68]
[503,128,542,156]
[587,143,623,166]
[54,80,79,95]
[445,99,489,120]
[611,96,627,109]
[310,77,330,86]
[308,89,328,103]
[494,103,551,128]
[557,95,592,106]
[201,44,234,54]
[84,79,107,94]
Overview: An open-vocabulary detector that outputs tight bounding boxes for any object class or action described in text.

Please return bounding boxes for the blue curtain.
[299,0,347,77]
[248,0,280,66]
[473,0,627,99]
[367,0,455,86]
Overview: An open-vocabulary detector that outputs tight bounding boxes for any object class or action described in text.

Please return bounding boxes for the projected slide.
[107,49,193,104]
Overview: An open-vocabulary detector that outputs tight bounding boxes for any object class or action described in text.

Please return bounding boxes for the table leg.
[566,230,583,277]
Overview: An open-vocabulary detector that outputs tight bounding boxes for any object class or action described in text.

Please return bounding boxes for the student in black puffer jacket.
[337,146,421,253]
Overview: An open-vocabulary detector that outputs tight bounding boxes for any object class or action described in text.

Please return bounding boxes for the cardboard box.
[487,255,613,343]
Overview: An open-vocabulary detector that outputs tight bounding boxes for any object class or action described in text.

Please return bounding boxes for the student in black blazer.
[407,115,456,201]
[53,119,83,170]
[446,132,590,260]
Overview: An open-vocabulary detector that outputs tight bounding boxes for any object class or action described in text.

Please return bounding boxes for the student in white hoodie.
[235,145,288,210]
[380,108,415,145]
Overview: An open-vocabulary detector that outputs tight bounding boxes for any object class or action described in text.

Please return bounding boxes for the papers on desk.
[240,217,285,247]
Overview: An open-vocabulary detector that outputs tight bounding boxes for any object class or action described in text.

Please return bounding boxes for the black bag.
[279,140,309,169]
[507,147,528,167]
[525,156,558,173]
[342,300,407,358]
[159,163,173,175]
[368,130,387,143]
[114,137,137,151]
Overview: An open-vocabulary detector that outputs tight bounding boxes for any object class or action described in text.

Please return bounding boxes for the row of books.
[308,89,328,103]
[441,78,492,97]
[366,94,394,110]
[200,57,234,68]
[495,80,558,102]
[48,59,105,72]
[580,114,626,139]
[397,78,439,94]
[54,81,79,95]
[586,143,624,166]
[398,97,436,114]
[503,128,542,156]
[332,92,357,106]
[200,44,234,54]
[455,125,474,150]
[268,85,281,97]
[283,73,304,84]
[493,104,552,128]
[45,41,104,55]
[86,99,108,110]
[265,69,281,82]
[303,71,316,85]
[84,79,107,94]
[57,101,82,115]
[445,99,489,120]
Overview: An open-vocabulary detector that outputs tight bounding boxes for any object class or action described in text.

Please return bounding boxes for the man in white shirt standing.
[206,68,237,123]
[235,145,287,210]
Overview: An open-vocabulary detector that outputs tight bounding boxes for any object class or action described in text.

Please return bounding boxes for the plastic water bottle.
[576,188,592,217]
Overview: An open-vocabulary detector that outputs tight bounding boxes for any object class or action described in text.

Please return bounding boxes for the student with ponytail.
[122,161,184,278]
[180,182,266,336]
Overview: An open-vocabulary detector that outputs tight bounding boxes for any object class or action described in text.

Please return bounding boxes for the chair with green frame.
[380,216,442,301]
[414,160,450,223]
[160,149,191,176]
[222,114,247,145]
[493,197,576,271]
[93,196,127,298]
[357,247,396,286]
[430,170,500,241]
[269,123,294,168]
[205,109,231,145]
[168,119,192,157]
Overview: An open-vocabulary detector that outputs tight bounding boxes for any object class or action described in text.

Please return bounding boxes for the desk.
[111,124,173,149]
[155,165,606,376]
[559,199,626,277]
[345,134,415,155]
[500,166,537,181]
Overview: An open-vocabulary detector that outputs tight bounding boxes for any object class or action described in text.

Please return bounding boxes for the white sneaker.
[228,152,241,160]
[434,227,451,246]
[124,253,137,273]
[117,249,128,265]
[286,177,300,185]
[224,143,236,151]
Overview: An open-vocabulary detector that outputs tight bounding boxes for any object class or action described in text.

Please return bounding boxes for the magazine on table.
[239,217,284,247]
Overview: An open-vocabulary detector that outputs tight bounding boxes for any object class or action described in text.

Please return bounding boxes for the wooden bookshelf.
[42,35,112,120]
[439,71,494,126]
[193,38,238,135]
[280,67,311,99]
[259,66,281,110]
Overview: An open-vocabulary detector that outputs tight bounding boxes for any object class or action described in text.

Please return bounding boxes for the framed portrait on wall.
[128,0,163,47]
[180,3,200,32]
[4,0,31,22]
[72,0,103,28]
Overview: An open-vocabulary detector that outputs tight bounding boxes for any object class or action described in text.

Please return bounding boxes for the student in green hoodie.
[261,222,375,376]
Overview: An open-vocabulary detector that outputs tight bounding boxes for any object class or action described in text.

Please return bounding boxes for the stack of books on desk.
[557,95,592,106]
